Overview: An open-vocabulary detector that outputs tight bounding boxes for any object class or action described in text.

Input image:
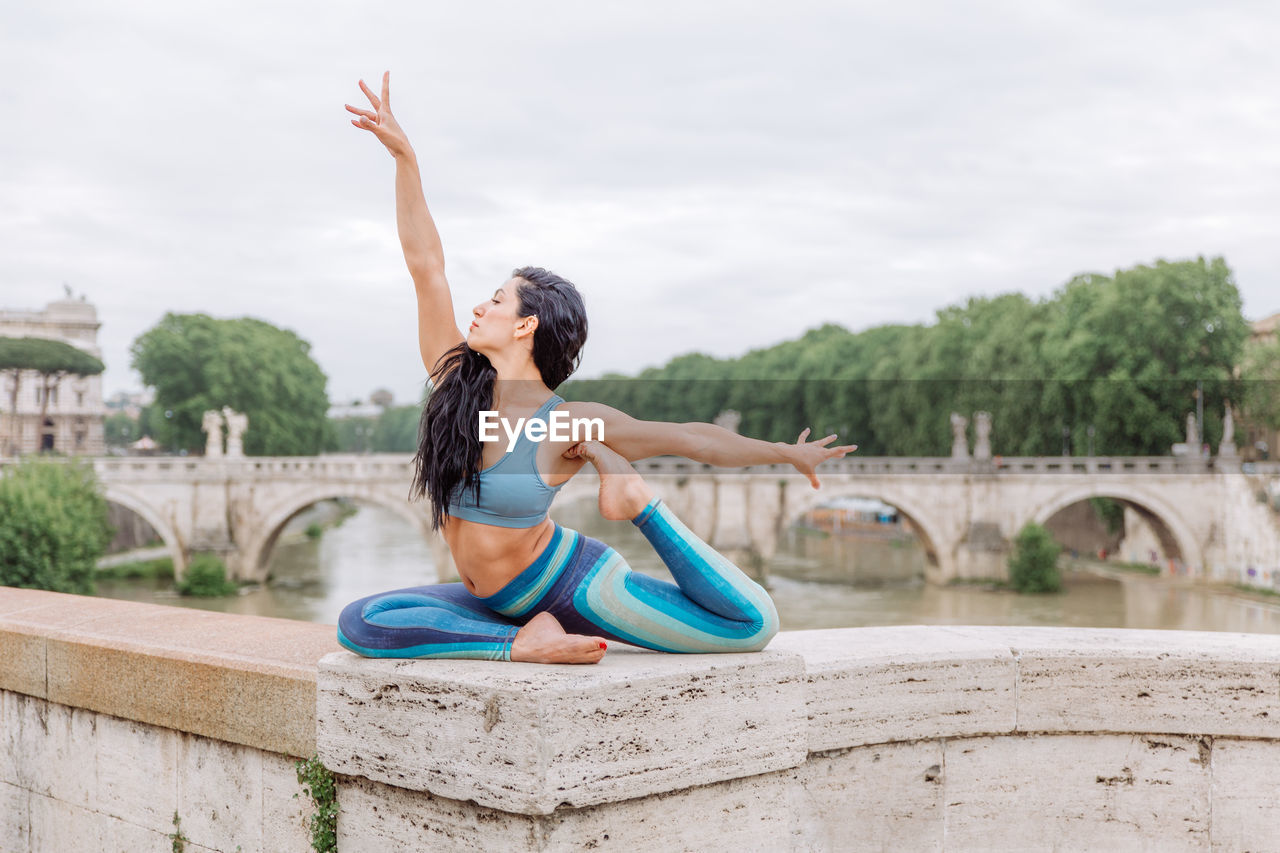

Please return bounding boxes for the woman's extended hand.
[345,71,412,159]
[787,427,857,489]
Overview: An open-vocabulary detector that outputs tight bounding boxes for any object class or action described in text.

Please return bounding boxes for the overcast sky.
[4,1,1278,406]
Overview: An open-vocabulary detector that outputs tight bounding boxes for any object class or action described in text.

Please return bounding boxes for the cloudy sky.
[4,1,1278,406]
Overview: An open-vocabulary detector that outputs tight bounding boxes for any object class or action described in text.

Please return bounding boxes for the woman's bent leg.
[336,583,520,661]
[558,498,780,653]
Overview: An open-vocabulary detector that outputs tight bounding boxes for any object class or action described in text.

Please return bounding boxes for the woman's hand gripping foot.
[510,612,609,664]
[565,440,655,521]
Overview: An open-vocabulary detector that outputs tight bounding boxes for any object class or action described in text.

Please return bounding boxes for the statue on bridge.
[950,412,969,460]
[1219,402,1237,458]
[713,409,741,435]
[222,407,249,458]
[1186,413,1200,451]
[202,410,224,459]
[973,411,992,461]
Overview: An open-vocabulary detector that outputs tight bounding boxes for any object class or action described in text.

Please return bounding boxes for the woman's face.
[468,277,532,353]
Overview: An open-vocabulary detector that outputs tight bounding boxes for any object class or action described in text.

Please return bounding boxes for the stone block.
[791,740,944,851]
[102,814,182,852]
[972,626,1280,738]
[28,791,106,852]
[0,623,47,699]
[943,733,1210,851]
[335,766,797,852]
[95,712,179,834]
[1210,737,1280,851]
[3,691,98,809]
[770,626,1016,751]
[317,645,806,814]
[45,628,319,758]
[263,750,316,853]
[0,780,31,852]
[175,731,263,852]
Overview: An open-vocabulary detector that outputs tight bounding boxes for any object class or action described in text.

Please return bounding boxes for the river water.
[92,497,1280,635]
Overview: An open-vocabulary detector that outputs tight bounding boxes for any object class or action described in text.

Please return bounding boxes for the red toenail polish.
[599,642,607,650]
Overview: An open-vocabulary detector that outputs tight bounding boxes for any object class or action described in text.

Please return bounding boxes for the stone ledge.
[774,625,1280,753]
[316,645,808,815]
[0,586,340,757]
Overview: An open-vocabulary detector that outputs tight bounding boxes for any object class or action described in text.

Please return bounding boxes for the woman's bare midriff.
[440,514,558,598]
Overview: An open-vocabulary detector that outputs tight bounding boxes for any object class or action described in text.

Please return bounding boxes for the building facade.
[1,296,107,456]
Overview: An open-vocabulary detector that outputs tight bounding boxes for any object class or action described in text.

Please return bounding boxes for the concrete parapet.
[6,586,1280,850]
[0,586,337,756]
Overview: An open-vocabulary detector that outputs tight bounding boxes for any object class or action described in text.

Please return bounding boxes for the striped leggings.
[336,496,779,660]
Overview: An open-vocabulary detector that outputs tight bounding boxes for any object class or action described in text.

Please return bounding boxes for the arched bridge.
[48,453,1280,589]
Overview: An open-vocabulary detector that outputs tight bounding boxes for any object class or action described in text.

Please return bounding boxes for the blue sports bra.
[446,394,568,528]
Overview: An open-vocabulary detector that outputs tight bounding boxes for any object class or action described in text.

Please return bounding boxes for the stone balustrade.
[4,586,1280,850]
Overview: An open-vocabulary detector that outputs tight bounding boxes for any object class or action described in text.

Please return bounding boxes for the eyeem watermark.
[479,411,605,452]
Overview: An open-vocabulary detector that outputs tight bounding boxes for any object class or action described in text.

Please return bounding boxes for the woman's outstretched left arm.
[565,402,856,488]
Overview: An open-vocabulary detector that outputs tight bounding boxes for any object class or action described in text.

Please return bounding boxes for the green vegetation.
[1089,497,1125,536]
[175,553,238,597]
[1109,560,1162,576]
[0,456,113,594]
[1233,583,1280,599]
[168,811,189,852]
[328,403,423,453]
[130,313,333,455]
[1008,522,1063,593]
[946,577,1013,590]
[556,256,1259,456]
[96,556,175,581]
[304,522,325,540]
[295,755,339,853]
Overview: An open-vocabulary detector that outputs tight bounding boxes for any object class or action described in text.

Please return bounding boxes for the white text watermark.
[479,411,605,452]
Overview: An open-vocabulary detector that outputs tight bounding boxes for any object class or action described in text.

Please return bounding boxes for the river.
[92,497,1280,635]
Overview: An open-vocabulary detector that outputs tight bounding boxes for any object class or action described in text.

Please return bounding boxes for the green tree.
[1241,327,1280,440]
[1008,522,1063,593]
[130,314,334,455]
[104,412,140,448]
[0,336,105,455]
[0,456,114,593]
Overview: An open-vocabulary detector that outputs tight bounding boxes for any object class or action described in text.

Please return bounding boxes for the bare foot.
[510,612,608,664]
[573,440,655,521]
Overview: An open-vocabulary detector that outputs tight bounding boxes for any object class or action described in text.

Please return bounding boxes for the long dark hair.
[409,266,588,531]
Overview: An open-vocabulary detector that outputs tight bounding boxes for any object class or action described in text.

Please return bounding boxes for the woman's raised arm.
[346,71,462,376]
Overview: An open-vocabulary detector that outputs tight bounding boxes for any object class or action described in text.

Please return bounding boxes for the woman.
[336,72,857,664]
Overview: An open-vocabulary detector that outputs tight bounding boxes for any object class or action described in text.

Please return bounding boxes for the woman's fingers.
[345,103,376,121]
[796,428,810,444]
[381,70,390,109]
[358,78,381,110]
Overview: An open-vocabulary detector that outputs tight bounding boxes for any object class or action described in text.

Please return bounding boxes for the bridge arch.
[101,485,187,575]
[1030,484,1203,574]
[784,485,953,580]
[243,484,435,582]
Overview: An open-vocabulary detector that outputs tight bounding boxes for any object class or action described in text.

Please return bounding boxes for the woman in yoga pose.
[336,73,857,664]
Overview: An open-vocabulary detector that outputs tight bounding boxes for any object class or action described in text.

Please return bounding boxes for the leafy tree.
[1241,327,1280,438]
[1008,522,1063,593]
[104,412,140,448]
[130,314,334,455]
[0,456,114,593]
[0,336,105,455]
[544,255,1251,459]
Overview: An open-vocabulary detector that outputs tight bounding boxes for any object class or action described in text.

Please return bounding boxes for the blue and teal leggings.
[336,497,780,660]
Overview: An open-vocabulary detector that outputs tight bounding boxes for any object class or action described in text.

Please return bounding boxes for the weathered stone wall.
[1,689,313,851]
[5,587,1280,851]
[0,587,335,852]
